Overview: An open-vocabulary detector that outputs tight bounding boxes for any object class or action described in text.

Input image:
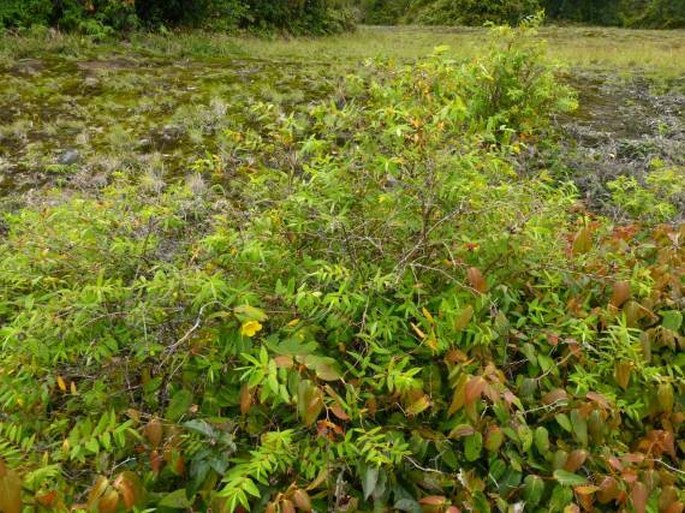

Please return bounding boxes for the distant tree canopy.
[0,0,356,34]
[354,0,685,28]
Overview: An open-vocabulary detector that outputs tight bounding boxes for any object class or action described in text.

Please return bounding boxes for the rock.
[58,149,80,165]
[136,138,152,150]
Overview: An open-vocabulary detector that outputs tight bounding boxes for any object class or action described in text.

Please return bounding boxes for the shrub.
[1,18,683,512]
[0,0,355,35]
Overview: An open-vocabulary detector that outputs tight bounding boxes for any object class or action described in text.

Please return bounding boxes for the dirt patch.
[556,71,685,220]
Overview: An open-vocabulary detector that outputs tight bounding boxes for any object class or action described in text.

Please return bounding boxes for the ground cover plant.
[0,15,684,513]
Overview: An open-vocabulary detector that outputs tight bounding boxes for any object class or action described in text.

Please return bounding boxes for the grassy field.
[1,25,683,202]
[2,25,685,73]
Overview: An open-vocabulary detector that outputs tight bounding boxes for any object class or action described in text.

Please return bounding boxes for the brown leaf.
[292,489,312,512]
[467,267,488,293]
[542,388,569,405]
[144,418,163,448]
[564,450,589,472]
[615,361,632,390]
[597,476,620,504]
[631,482,649,513]
[87,476,110,508]
[448,374,468,415]
[281,499,296,513]
[0,459,22,513]
[586,391,611,409]
[454,305,474,331]
[273,355,294,369]
[98,489,120,513]
[150,450,163,475]
[419,496,447,506]
[666,503,685,513]
[406,394,431,416]
[660,486,679,513]
[113,471,143,509]
[411,322,426,340]
[240,384,253,415]
[610,281,631,308]
[330,403,350,421]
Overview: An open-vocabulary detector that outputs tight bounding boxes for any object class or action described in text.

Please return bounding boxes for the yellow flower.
[240,320,263,338]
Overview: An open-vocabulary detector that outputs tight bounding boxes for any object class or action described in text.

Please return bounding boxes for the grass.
[1,25,685,75]
[0,24,683,203]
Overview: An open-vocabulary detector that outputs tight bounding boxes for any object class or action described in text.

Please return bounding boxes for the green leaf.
[661,310,683,332]
[464,432,483,462]
[555,413,572,433]
[183,419,215,438]
[534,426,550,454]
[523,475,545,506]
[234,305,268,322]
[166,389,193,422]
[302,355,342,381]
[550,484,574,511]
[570,410,588,447]
[159,488,192,509]
[553,469,588,487]
[362,465,379,501]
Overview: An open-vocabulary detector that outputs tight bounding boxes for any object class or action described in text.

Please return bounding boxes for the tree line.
[355,0,685,28]
[0,0,355,34]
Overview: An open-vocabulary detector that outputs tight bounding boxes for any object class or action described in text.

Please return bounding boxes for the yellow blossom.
[240,320,263,338]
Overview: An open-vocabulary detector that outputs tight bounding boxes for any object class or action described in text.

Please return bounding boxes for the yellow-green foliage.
[0,19,683,513]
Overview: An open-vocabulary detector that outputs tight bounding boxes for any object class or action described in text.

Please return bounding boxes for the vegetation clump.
[0,16,684,513]
[0,0,355,35]
[355,0,685,28]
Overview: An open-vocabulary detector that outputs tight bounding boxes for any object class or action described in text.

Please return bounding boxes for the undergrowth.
[0,16,683,513]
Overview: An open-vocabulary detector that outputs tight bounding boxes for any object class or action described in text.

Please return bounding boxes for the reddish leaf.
[465,376,486,405]
[564,450,589,472]
[631,482,649,513]
[36,491,57,508]
[419,496,447,506]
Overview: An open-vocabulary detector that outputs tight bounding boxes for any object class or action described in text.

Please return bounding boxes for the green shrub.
[409,0,542,26]
[0,0,355,35]
[1,17,684,512]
